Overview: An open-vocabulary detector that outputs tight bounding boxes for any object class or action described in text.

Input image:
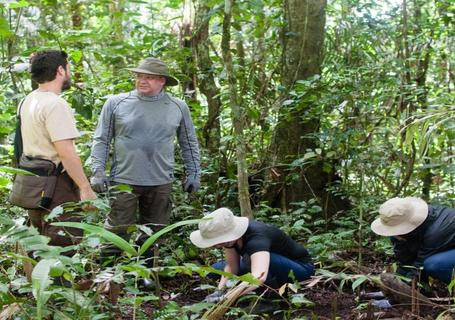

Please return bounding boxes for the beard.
[61,78,71,91]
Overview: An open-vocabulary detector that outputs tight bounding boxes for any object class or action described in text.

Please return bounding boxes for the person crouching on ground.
[371,197,455,284]
[190,208,314,302]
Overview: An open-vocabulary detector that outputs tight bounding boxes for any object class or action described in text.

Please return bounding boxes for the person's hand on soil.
[204,289,225,303]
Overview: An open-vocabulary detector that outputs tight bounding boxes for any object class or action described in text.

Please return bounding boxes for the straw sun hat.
[190,208,249,248]
[126,57,178,86]
[371,197,429,236]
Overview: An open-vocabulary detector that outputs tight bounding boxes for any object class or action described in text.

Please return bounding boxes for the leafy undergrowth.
[1,214,453,319]
[115,250,453,319]
[2,250,453,319]
[117,272,450,319]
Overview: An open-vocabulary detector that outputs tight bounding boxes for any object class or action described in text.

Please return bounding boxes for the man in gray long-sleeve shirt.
[90,57,200,257]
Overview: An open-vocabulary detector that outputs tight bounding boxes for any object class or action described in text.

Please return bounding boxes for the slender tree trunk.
[412,0,432,199]
[109,0,125,74]
[192,1,221,154]
[192,0,223,206]
[71,0,83,83]
[180,0,196,100]
[221,0,252,218]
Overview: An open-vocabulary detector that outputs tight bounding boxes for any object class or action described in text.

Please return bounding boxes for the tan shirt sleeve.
[45,98,80,142]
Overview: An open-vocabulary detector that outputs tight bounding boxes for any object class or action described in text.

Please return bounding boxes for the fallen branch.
[202,282,250,320]
[378,273,437,308]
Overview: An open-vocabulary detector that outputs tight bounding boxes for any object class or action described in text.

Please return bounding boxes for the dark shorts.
[28,172,82,247]
[105,183,172,239]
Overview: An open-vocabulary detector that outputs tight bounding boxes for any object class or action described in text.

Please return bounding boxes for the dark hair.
[30,50,68,83]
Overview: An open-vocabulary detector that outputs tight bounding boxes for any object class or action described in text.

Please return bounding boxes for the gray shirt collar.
[133,90,165,101]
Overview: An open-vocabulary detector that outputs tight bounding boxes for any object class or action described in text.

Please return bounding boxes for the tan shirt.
[20,90,80,164]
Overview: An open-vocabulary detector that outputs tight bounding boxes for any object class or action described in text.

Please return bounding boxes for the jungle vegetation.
[0,0,454,318]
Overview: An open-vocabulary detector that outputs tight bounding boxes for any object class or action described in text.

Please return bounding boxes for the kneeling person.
[190,208,314,298]
[371,197,455,284]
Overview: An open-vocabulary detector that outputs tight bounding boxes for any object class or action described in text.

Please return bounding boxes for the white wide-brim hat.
[371,197,428,236]
[190,208,249,248]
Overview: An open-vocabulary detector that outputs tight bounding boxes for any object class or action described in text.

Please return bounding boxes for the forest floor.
[119,250,454,319]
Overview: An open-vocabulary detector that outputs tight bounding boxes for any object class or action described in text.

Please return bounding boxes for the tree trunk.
[412,0,433,199]
[192,0,223,205]
[192,1,221,154]
[221,0,252,218]
[71,0,83,83]
[180,0,196,101]
[265,0,349,216]
[282,0,325,84]
[109,0,125,74]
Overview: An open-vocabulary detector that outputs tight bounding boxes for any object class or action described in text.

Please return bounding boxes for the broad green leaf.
[52,310,75,320]
[0,166,37,176]
[182,302,212,313]
[139,218,203,256]
[19,235,50,249]
[121,264,151,279]
[32,259,60,289]
[8,0,30,9]
[52,222,137,256]
[58,288,89,307]
[303,151,316,160]
[290,158,304,167]
[0,176,10,187]
[70,49,83,63]
[5,252,36,265]
[290,293,314,307]
[45,206,64,221]
[32,258,59,312]
[447,277,455,294]
[110,184,133,192]
[351,276,368,291]
[0,17,12,38]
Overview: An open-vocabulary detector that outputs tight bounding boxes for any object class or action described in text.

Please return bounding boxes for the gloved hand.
[184,175,200,193]
[371,299,393,309]
[204,289,225,303]
[90,170,109,193]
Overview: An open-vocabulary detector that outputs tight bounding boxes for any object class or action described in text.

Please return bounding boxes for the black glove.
[90,170,109,193]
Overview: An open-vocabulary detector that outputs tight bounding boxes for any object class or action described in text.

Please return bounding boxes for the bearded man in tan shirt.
[20,50,96,246]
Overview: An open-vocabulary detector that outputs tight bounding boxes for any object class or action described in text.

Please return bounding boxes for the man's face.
[61,63,71,91]
[135,73,166,96]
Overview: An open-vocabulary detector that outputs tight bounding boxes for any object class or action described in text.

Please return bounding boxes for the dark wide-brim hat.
[126,57,178,86]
